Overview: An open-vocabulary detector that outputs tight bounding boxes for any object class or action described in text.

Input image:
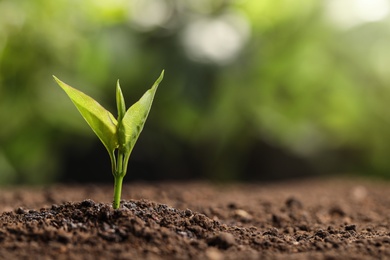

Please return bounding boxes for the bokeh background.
[1,0,390,185]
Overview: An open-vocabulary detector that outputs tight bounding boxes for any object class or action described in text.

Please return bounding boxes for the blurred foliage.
[1,0,390,184]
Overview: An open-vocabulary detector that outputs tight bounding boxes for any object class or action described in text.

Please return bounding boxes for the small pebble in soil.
[285,197,303,209]
[185,209,193,216]
[234,209,252,222]
[345,224,357,232]
[263,227,279,236]
[207,232,236,249]
[205,248,223,260]
[315,229,329,239]
[15,207,26,214]
[329,206,346,217]
[80,199,95,208]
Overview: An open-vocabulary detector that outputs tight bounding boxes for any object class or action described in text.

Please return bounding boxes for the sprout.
[53,71,164,209]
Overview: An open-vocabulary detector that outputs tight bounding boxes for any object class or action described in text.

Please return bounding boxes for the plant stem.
[113,175,124,209]
[112,150,125,209]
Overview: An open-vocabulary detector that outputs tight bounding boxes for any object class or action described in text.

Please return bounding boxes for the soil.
[0,178,389,259]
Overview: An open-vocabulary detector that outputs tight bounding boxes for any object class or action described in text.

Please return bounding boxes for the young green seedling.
[53,71,164,209]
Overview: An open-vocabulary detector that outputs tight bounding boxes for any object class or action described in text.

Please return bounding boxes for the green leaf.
[116,80,126,121]
[53,76,118,157]
[118,70,164,154]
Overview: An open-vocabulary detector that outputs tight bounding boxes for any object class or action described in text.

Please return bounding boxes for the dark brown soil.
[0,178,389,259]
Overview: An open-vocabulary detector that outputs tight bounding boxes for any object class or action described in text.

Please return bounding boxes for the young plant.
[53,71,164,209]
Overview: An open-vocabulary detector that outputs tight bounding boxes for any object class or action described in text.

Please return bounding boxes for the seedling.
[53,71,164,209]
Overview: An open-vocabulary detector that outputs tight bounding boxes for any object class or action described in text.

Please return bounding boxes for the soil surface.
[0,178,389,259]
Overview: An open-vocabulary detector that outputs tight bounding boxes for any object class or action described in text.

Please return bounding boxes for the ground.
[0,178,389,259]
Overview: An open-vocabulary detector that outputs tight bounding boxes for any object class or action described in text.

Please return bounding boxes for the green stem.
[113,175,124,209]
[112,150,125,209]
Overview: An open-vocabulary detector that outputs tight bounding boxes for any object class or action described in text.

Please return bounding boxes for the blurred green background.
[1,0,390,184]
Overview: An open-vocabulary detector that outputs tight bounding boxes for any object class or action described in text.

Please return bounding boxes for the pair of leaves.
[53,71,164,175]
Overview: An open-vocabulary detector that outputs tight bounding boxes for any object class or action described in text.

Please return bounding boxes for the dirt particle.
[205,248,223,260]
[285,197,303,209]
[185,209,193,217]
[327,226,336,234]
[80,199,95,208]
[272,214,287,228]
[57,231,72,244]
[351,186,368,201]
[207,232,236,249]
[345,224,357,232]
[263,228,279,237]
[15,207,25,214]
[315,229,329,239]
[234,209,252,222]
[227,203,237,209]
[298,225,309,232]
[329,206,346,217]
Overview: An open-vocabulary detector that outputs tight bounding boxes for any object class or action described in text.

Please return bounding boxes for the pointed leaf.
[116,80,126,121]
[53,76,118,155]
[118,70,164,154]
